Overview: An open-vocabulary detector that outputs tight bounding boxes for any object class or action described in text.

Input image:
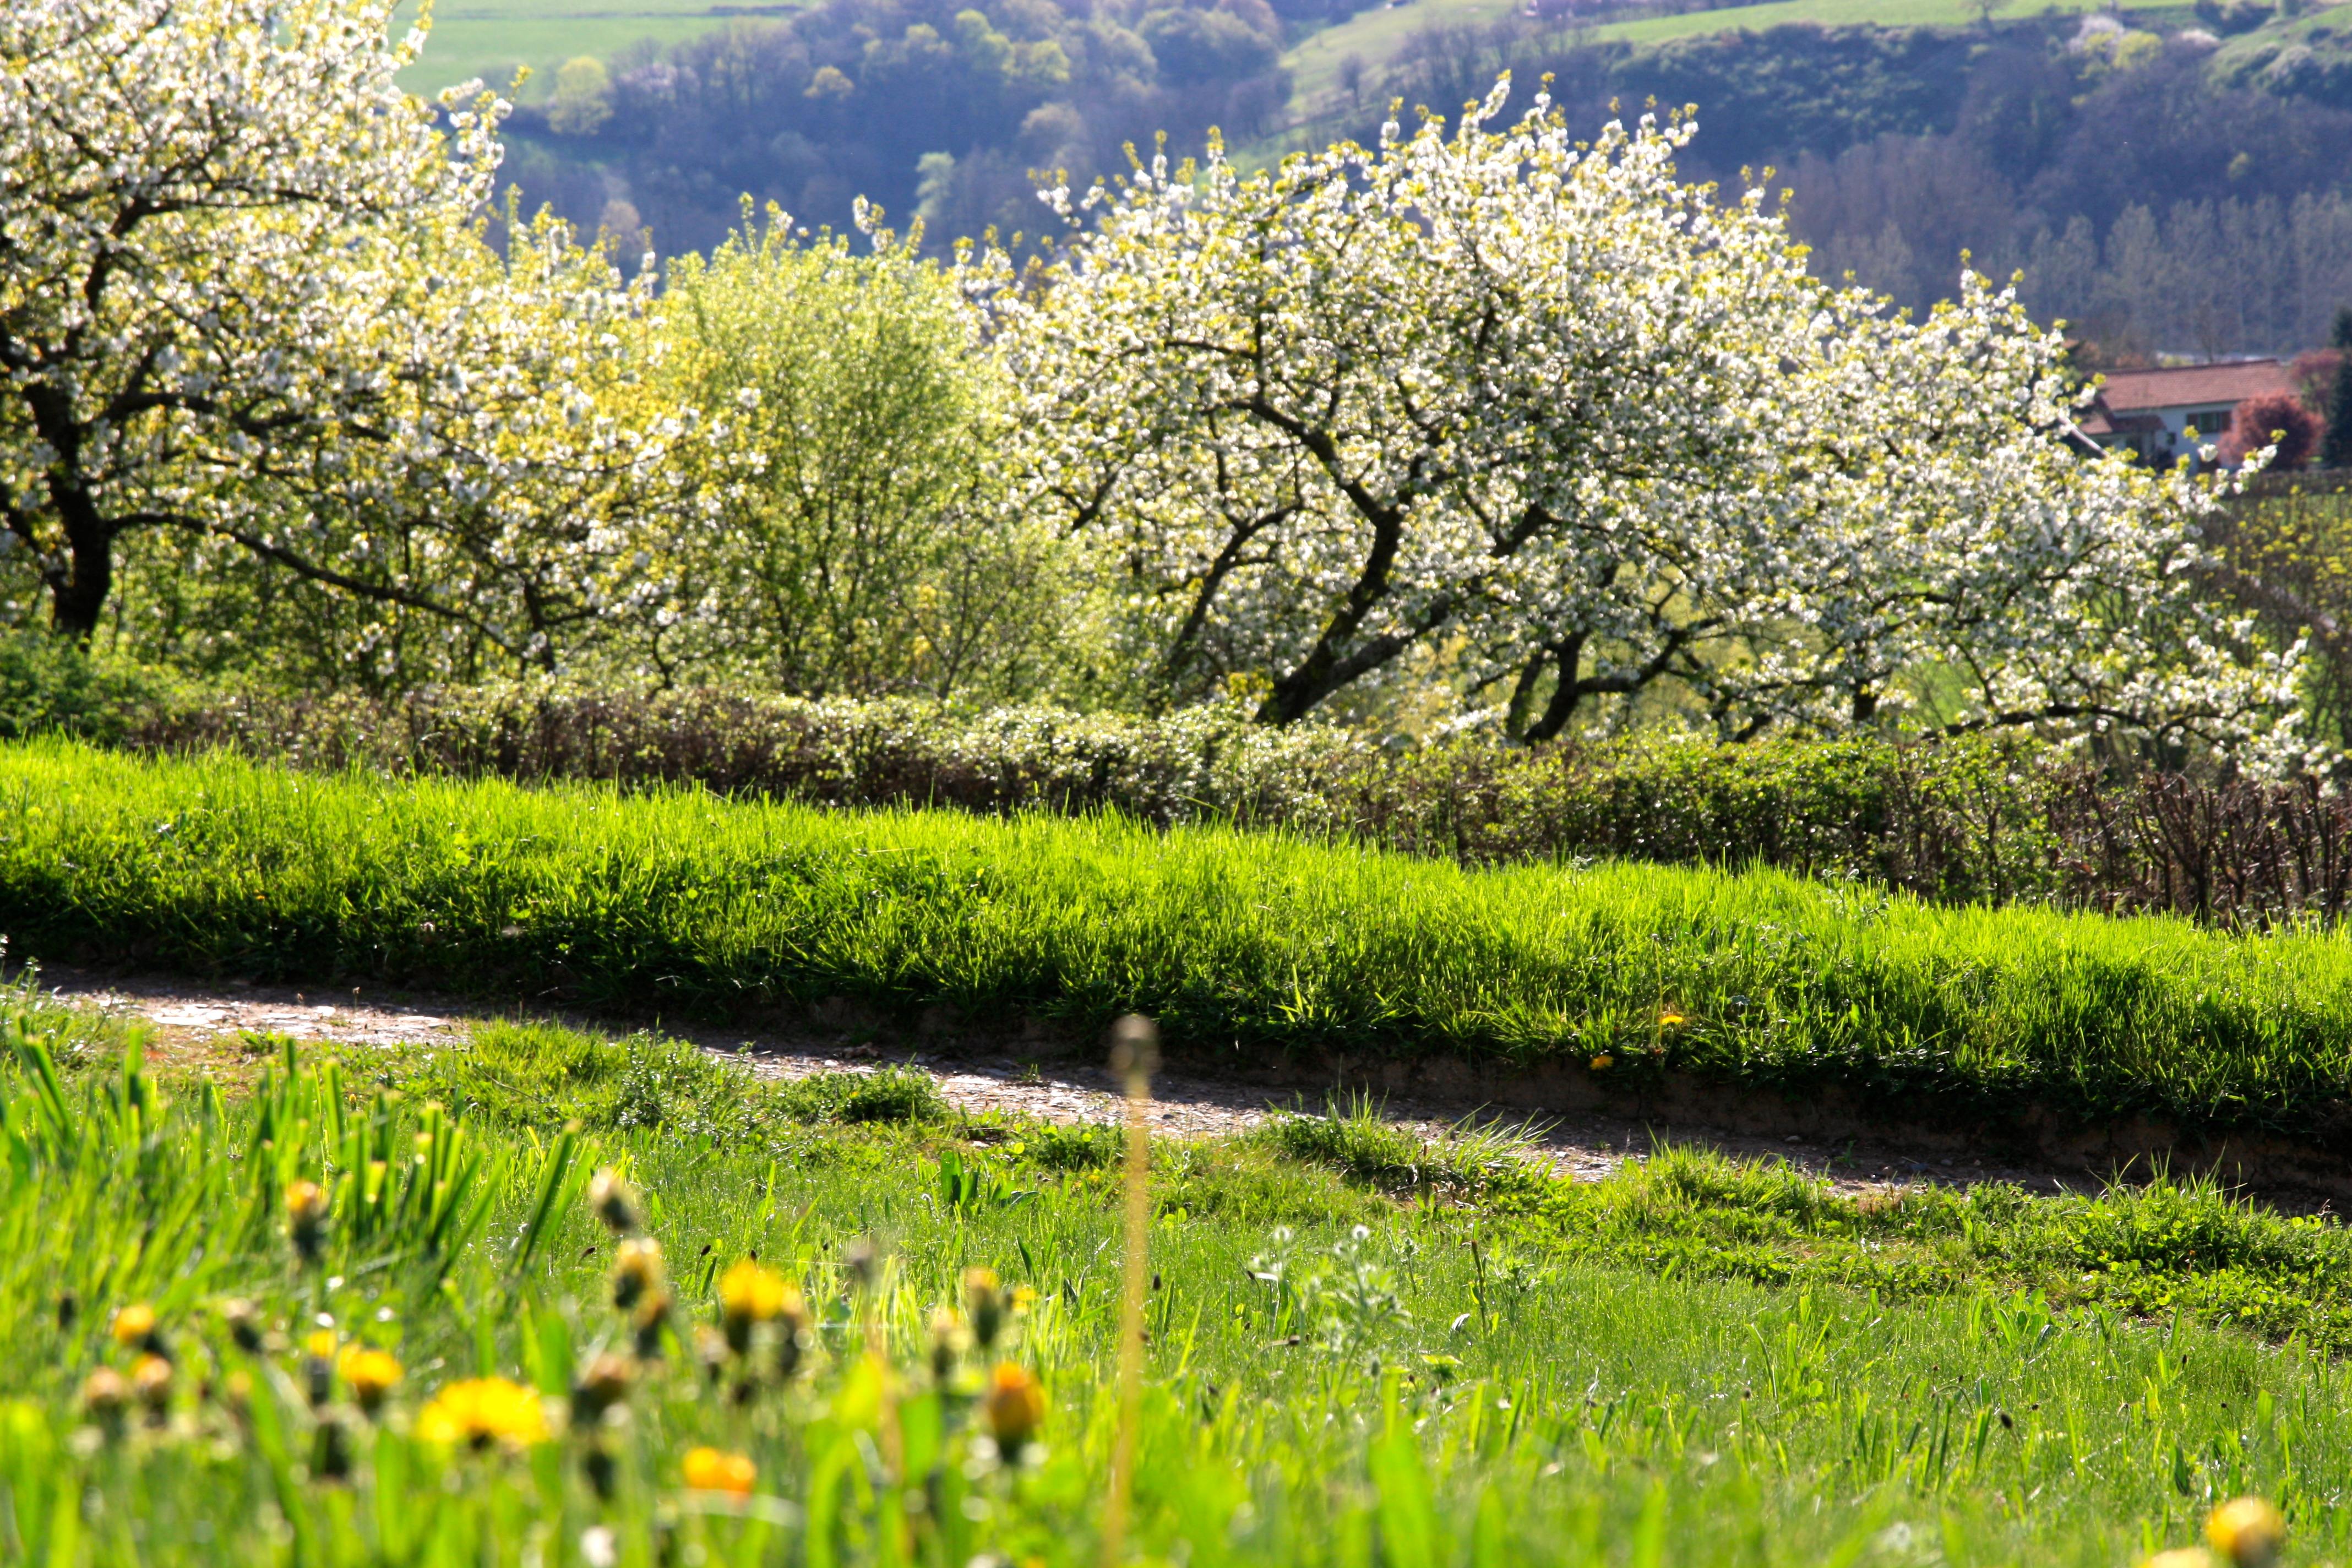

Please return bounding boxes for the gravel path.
[34,965,2108,1200]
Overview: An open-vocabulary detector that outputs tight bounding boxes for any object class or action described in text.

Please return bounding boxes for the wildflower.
[611,1237,664,1310]
[112,1302,160,1352]
[221,1298,264,1353]
[966,1266,1004,1349]
[303,1331,337,1407]
[983,1363,1045,1459]
[717,1259,796,1353]
[2143,1552,2215,1568]
[416,1377,551,1450]
[1658,1012,1685,1026]
[1010,1284,1038,1315]
[1588,1054,1613,1071]
[2207,1498,2286,1568]
[587,1167,640,1234]
[81,1366,129,1425]
[338,1347,403,1416]
[573,1353,633,1418]
[131,1354,173,1414]
[930,1308,966,1383]
[314,1414,353,1482]
[286,1179,329,1262]
[632,1288,672,1360]
[682,1445,756,1497]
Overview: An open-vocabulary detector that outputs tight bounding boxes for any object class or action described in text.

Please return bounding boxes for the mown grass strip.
[6,739,2352,1131]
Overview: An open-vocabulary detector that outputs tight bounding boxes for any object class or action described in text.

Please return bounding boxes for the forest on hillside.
[500,4,2352,359]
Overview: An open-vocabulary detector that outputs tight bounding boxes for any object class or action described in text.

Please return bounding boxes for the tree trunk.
[43,483,115,643]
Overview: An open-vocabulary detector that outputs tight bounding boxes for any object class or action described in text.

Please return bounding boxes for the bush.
[2222,391,2323,469]
[105,680,2352,927]
[0,632,165,742]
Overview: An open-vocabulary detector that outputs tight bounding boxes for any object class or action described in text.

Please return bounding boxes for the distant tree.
[2326,306,2352,470]
[549,56,614,135]
[2222,392,2323,470]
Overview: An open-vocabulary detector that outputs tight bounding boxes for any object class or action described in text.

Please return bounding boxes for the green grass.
[1270,0,2149,154]
[10,739,2352,1135]
[6,984,2352,1564]
[389,0,805,103]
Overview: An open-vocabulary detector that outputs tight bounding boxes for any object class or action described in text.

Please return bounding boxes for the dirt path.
[32,965,2121,1201]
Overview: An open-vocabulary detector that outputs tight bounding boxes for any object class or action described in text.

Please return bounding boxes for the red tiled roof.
[2097,360,2296,413]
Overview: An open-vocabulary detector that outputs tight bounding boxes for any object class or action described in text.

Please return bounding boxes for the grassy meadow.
[4,973,2352,1565]
[388,0,801,102]
[8,741,2352,1134]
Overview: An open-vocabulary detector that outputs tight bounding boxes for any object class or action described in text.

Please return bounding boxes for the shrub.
[101,680,2352,927]
[2222,392,2323,470]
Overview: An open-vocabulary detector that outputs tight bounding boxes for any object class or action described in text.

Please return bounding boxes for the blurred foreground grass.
[1,979,2349,1565]
[7,740,2352,1132]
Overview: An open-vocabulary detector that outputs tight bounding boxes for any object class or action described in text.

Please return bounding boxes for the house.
[2075,358,2299,464]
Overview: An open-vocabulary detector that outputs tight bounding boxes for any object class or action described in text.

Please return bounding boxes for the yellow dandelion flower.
[2142,1551,2216,1568]
[1588,1054,1613,1071]
[717,1259,801,1353]
[112,1303,158,1348]
[1658,1011,1686,1026]
[304,1329,339,1360]
[984,1362,1045,1456]
[2207,1497,2286,1568]
[718,1259,789,1323]
[337,1347,403,1415]
[415,1377,550,1449]
[682,1445,757,1496]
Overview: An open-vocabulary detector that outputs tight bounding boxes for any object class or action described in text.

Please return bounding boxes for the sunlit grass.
[7,739,2352,1133]
[1,990,2347,1564]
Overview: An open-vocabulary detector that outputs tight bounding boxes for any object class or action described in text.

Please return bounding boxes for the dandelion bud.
[222,1298,264,1353]
[81,1366,130,1427]
[338,1347,403,1417]
[2208,1498,2286,1568]
[285,1179,329,1262]
[632,1289,672,1360]
[929,1308,965,1384]
[131,1354,173,1415]
[682,1446,756,1498]
[983,1363,1044,1460]
[841,1240,878,1294]
[313,1414,353,1482]
[587,1168,640,1235]
[112,1302,160,1353]
[304,1330,337,1408]
[965,1267,1004,1349]
[694,1324,728,1383]
[611,1237,665,1311]
[574,1353,634,1418]
[775,1289,810,1383]
[582,1442,619,1500]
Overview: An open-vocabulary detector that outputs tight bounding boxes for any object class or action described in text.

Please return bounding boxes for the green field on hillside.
[1276,0,2138,139]
[390,0,804,101]
[2,981,2348,1564]
[8,741,2352,1134]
